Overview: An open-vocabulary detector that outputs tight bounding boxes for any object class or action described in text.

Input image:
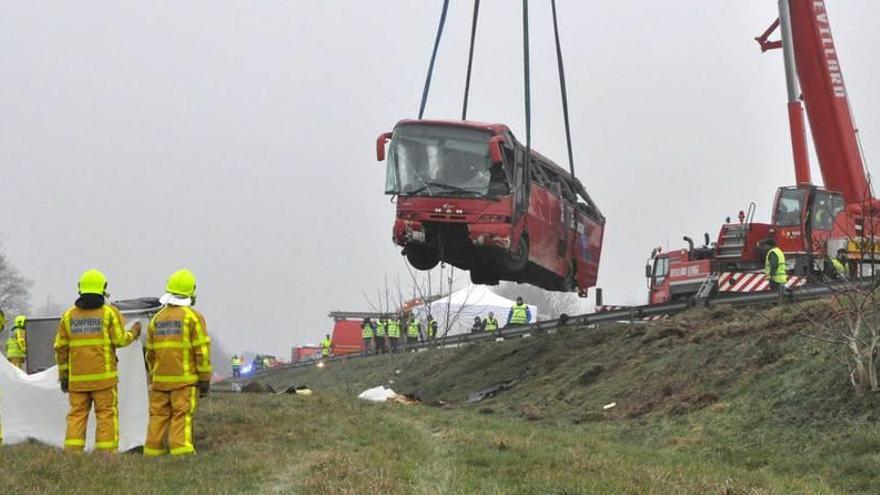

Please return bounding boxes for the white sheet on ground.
[357,386,397,402]
[0,342,148,451]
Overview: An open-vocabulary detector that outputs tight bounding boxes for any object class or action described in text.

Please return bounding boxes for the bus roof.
[395,119,511,135]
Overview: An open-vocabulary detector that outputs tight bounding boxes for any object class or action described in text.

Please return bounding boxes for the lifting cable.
[550,0,576,179]
[419,0,451,120]
[419,0,575,183]
[522,0,532,153]
[461,0,481,120]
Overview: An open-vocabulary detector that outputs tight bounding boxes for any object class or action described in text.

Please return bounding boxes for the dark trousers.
[232,366,240,378]
[363,338,372,355]
[769,281,786,304]
[376,337,386,354]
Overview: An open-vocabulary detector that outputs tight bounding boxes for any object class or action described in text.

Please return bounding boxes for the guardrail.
[234,277,879,381]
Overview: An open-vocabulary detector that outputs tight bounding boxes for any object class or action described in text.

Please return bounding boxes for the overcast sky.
[2,1,878,356]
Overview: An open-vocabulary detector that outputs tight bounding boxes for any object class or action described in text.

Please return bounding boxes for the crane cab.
[770,185,846,273]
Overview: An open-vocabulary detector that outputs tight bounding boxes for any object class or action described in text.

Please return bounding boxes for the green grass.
[0,393,846,494]
[3,303,880,493]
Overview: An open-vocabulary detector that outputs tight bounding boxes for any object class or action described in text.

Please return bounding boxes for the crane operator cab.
[770,185,846,274]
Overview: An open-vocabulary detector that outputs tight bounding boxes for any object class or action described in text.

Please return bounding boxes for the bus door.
[512,145,528,228]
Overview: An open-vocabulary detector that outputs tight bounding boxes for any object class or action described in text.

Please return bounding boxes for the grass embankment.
[253,304,880,493]
[2,304,879,493]
[0,392,843,494]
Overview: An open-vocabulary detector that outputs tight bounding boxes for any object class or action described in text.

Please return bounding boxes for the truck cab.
[646,239,713,305]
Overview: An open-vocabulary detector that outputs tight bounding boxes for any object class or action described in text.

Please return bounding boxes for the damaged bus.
[377,119,604,295]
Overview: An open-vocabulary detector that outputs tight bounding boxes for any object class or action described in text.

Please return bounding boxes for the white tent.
[418,285,538,337]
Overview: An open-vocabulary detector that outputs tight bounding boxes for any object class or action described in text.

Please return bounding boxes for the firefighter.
[484,312,499,334]
[387,316,401,353]
[321,334,332,359]
[507,297,531,326]
[54,269,142,453]
[231,355,242,378]
[6,315,27,370]
[763,239,788,303]
[406,317,420,350]
[375,318,387,354]
[144,269,211,456]
[361,318,373,355]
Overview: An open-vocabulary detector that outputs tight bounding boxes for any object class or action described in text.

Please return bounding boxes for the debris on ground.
[358,386,398,402]
[275,385,313,395]
[390,393,420,405]
[466,380,515,404]
[241,381,273,394]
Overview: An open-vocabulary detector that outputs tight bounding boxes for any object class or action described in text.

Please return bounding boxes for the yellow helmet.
[166,269,197,297]
[14,315,26,328]
[79,269,108,295]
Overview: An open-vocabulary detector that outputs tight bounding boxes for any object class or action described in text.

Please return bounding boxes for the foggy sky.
[2,1,878,357]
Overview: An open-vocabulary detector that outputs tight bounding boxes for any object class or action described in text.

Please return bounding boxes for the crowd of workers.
[1,268,212,457]
[353,297,532,356]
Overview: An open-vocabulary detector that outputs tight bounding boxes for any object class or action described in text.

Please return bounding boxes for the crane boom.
[789,0,870,205]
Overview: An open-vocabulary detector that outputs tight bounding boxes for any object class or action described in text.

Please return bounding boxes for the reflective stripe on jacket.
[764,247,788,284]
[54,304,138,392]
[321,337,332,356]
[362,323,373,339]
[485,317,499,332]
[146,305,212,391]
[407,321,420,337]
[231,357,242,366]
[509,304,529,325]
[832,258,846,275]
[387,320,401,338]
[376,321,387,337]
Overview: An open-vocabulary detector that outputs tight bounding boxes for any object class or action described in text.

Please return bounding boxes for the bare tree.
[0,242,33,325]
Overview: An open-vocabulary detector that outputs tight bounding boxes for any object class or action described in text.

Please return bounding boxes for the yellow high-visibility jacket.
[146,305,212,391]
[6,327,26,358]
[54,304,139,392]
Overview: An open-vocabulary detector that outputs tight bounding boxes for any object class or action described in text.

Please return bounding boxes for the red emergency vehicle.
[377,119,605,295]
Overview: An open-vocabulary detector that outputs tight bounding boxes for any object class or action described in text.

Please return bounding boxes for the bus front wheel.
[405,246,440,270]
[501,234,529,273]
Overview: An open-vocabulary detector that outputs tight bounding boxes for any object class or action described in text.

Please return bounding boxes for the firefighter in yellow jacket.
[54,269,142,453]
[144,269,211,456]
[6,315,28,369]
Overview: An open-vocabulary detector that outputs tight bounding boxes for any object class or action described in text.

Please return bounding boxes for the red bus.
[376,119,605,295]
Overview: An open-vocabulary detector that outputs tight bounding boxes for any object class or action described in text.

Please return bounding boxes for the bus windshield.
[385,125,500,197]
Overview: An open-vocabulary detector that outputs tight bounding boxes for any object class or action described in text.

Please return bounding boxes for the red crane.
[646,0,877,305]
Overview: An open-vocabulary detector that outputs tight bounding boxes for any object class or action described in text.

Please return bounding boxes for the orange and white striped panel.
[717,272,807,293]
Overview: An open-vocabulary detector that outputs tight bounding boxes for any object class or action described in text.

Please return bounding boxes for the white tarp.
[416,284,538,337]
[0,342,148,451]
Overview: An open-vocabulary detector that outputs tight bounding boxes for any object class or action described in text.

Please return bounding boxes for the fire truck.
[647,0,878,305]
[377,119,605,295]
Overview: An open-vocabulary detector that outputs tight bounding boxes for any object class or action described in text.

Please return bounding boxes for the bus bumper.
[469,224,511,249]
